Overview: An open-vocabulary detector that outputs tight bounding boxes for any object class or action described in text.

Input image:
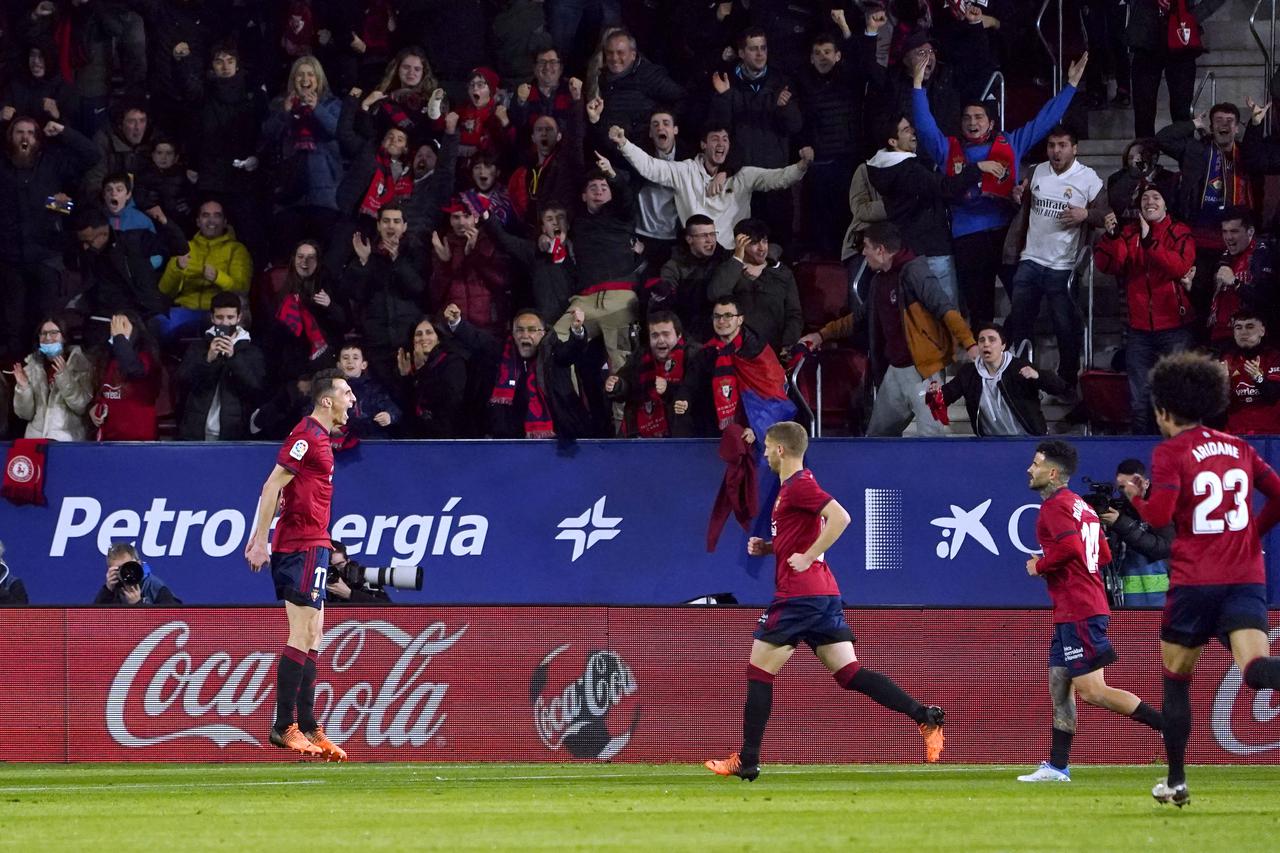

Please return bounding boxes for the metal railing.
[1070,245,1096,372]
[1035,0,1088,96]
[1191,70,1218,114]
[1036,0,1063,94]
[1250,0,1276,134]
[787,353,817,438]
[980,71,1006,128]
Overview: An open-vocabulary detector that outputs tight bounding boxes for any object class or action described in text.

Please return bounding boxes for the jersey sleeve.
[275,431,312,474]
[1133,443,1180,529]
[1250,443,1280,534]
[789,476,834,514]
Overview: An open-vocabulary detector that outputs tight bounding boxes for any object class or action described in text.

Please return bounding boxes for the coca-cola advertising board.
[3,607,1278,763]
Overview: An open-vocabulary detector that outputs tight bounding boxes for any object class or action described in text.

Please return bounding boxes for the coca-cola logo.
[106,619,467,749]
[1212,628,1280,754]
[529,644,640,759]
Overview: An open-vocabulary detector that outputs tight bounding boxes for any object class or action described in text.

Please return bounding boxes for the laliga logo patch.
[289,439,309,461]
[6,454,35,483]
[530,644,640,760]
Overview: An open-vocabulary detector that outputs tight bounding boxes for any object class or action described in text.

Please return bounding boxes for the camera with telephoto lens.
[333,559,422,591]
[1080,478,1125,515]
[118,560,144,587]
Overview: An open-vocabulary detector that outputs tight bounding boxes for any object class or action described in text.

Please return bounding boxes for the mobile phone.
[45,195,74,214]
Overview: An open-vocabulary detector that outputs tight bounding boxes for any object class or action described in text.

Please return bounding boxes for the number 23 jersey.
[1036,488,1112,621]
[1137,427,1280,587]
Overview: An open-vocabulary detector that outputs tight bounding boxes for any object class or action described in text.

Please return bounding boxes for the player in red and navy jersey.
[705,422,946,781]
[245,368,355,761]
[1132,352,1280,806]
[1017,441,1163,783]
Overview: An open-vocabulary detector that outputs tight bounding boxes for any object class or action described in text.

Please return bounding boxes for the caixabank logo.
[530,644,640,760]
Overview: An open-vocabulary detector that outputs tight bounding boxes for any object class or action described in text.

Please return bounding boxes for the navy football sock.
[296,650,319,732]
[1161,670,1192,788]
[740,666,774,767]
[1129,700,1163,732]
[1243,657,1280,690]
[1049,727,1073,770]
[274,646,307,731]
[838,663,927,723]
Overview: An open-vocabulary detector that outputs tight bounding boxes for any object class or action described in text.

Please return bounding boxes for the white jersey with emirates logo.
[1021,160,1104,271]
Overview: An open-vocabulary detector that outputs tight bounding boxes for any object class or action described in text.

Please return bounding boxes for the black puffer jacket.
[126,0,208,102]
[599,56,686,143]
[78,221,189,319]
[176,331,268,441]
[193,72,265,196]
[0,124,99,264]
[707,65,801,169]
[341,245,428,353]
[794,32,877,161]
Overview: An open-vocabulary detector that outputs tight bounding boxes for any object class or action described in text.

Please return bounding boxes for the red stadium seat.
[250,265,289,328]
[1079,369,1130,431]
[793,347,869,435]
[794,260,850,332]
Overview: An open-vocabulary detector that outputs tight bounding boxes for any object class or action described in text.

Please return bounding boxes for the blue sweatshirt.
[913,84,1078,239]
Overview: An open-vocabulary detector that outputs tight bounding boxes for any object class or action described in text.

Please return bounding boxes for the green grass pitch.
[2,763,1278,851]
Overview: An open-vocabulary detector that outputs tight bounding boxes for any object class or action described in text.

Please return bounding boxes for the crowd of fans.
[0,0,1276,443]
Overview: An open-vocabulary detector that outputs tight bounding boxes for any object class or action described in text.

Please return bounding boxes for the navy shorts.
[753,596,854,649]
[1048,615,1117,677]
[1161,583,1270,649]
[270,547,330,609]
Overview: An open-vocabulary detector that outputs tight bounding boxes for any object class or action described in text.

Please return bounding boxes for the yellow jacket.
[158,227,252,310]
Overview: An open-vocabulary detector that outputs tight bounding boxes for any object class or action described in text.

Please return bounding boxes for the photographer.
[1095,459,1171,607]
[93,543,181,605]
[325,541,393,604]
[0,540,29,605]
[176,292,267,441]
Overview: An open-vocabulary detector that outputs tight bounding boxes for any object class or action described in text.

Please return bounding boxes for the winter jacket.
[1156,120,1259,230]
[261,94,344,210]
[346,372,402,438]
[83,125,154,197]
[484,217,577,322]
[820,252,975,382]
[598,56,686,143]
[158,227,253,311]
[404,132,460,243]
[1095,216,1197,332]
[653,243,728,342]
[193,72,266,196]
[840,162,886,261]
[398,350,466,438]
[126,0,208,104]
[938,355,1068,436]
[490,0,553,86]
[12,347,93,441]
[1,68,80,127]
[176,327,267,441]
[1126,0,1227,52]
[0,124,99,264]
[616,141,808,250]
[794,33,877,161]
[707,258,803,352]
[707,64,802,169]
[334,95,414,218]
[1207,239,1275,343]
[342,244,428,353]
[429,230,511,336]
[606,341,709,437]
[457,321,603,440]
[867,148,979,258]
[509,103,585,227]
[1106,148,1180,225]
[570,174,639,291]
[510,80,576,139]
[79,221,188,319]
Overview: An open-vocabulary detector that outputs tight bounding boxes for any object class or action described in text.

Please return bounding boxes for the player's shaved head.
[766,421,808,458]
[1150,351,1228,426]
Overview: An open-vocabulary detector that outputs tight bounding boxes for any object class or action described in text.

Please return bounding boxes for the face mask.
[39,342,63,358]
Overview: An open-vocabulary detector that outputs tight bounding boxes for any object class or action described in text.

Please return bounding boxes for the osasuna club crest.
[6,455,35,483]
[720,382,733,398]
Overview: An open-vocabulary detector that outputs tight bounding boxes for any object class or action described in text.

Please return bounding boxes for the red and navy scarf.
[635,342,686,438]
[289,103,320,152]
[276,292,329,359]
[709,332,743,431]
[358,147,413,217]
[489,337,554,438]
[376,96,414,131]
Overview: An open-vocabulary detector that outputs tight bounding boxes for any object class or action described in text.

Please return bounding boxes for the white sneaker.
[1017,762,1071,782]
[1152,779,1190,807]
